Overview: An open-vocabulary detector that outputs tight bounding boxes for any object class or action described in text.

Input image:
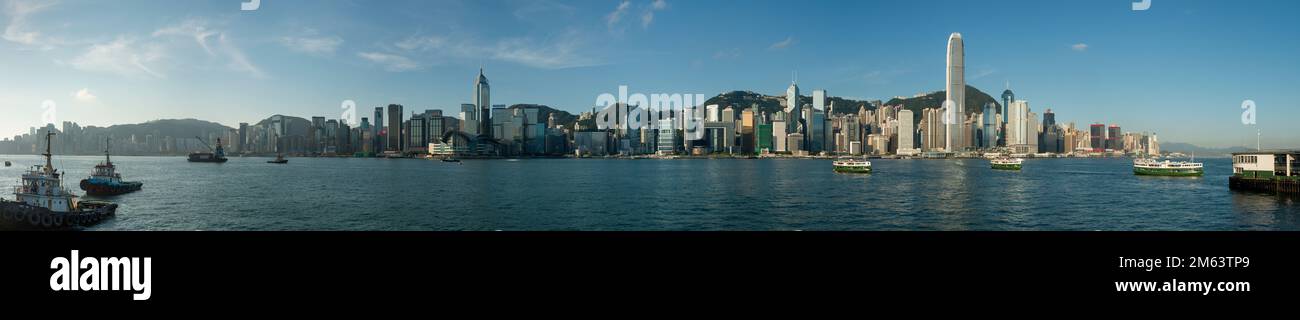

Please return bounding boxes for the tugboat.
[79,138,143,196]
[991,157,1024,171]
[1133,156,1203,176]
[1,132,118,230]
[832,157,872,174]
[267,153,288,164]
[188,136,228,163]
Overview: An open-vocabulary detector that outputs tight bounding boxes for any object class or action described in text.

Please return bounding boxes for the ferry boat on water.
[79,138,143,196]
[991,157,1023,170]
[1133,157,1203,176]
[1230,150,1300,194]
[832,158,872,173]
[0,132,118,230]
[268,153,288,164]
[188,136,228,163]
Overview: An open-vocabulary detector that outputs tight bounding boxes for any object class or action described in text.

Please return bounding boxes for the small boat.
[1,132,117,230]
[3,161,10,167]
[188,136,229,163]
[79,138,143,196]
[991,157,1024,170]
[268,153,288,164]
[1134,157,1203,176]
[442,158,462,164]
[832,158,872,173]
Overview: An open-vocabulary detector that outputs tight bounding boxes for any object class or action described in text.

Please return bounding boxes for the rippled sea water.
[0,155,1296,230]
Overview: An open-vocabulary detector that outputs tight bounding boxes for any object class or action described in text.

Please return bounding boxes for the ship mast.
[104,137,112,165]
[43,131,55,174]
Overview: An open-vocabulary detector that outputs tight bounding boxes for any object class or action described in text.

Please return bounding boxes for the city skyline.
[2,0,1298,148]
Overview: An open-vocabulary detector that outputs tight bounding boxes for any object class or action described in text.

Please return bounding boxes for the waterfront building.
[921,107,946,151]
[946,32,965,152]
[373,107,385,154]
[1107,125,1122,151]
[1090,124,1105,152]
[897,109,919,156]
[656,119,676,155]
[475,68,492,140]
[1026,111,1039,154]
[386,104,404,152]
[980,103,996,149]
[461,104,479,137]
[1007,100,1030,153]
[1000,86,1014,147]
[785,80,801,135]
[772,111,788,152]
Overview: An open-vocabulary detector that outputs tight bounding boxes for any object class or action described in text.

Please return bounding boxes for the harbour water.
[0,155,1296,231]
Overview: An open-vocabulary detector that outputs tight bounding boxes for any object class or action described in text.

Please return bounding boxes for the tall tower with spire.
[785,74,801,135]
[946,32,965,152]
[475,67,492,140]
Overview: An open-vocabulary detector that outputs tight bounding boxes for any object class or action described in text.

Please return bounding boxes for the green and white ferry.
[991,157,1023,170]
[832,158,872,174]
[1133,157,1203,176]
[1230,150,1299,194]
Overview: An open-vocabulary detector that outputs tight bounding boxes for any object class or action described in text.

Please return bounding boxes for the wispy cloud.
[358,52,421,72]
[969,67,998,80]
[152,19,219,55]
[279,35,343,55]
[605,0,631,33]
[3,0,66,49]
[151,19,265,78]
[73,88,97,102]
[712,48,741,60]
[769,36,797,50]
[370,29,601,71]
[641,0,668,29]
[1071,43,1089,51]
[67,36,166,78]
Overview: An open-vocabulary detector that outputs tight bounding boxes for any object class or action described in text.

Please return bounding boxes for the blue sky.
[1,0,1296,148]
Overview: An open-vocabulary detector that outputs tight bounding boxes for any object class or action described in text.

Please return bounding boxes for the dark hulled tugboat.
[79,138,143,196]
[0,132,118,230]
[188,136,229,163]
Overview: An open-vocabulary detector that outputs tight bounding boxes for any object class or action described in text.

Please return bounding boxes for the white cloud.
[151,19,264,78]
[605,1,631,32]
[641,0,668,29]
[73,88,96,102]
[769,36,797,50]
[3,0,65,49]
[395,35,447,51]
[152,19,219,55]
[712,48,741,60]
[279,35,343,55]
[375,30,600,71]
[358,52,421,72]
[1071,43,1089,51]
[219,33,265,78]
[68,36,166,78]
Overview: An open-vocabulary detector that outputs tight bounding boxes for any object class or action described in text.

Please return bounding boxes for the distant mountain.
[254,115,313,137]
[1160,142,1252,157]
[702,90,880,118]
[700,85,1000,128]
[84,118,233,140]
[885,85,1002,127]
[507,104,576,127]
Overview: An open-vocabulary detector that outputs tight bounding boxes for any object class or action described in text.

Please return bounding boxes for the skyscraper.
[1000,85,1014,147]
[475,68,492,140]
[387,104,403,152]
[1090,124,1105,151]
[897,109,917,155]
[785,80,800,135]
[981,102,996,149]
[1008,100,1030,152]
[373,107,385,153]
[946,32,965,152]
